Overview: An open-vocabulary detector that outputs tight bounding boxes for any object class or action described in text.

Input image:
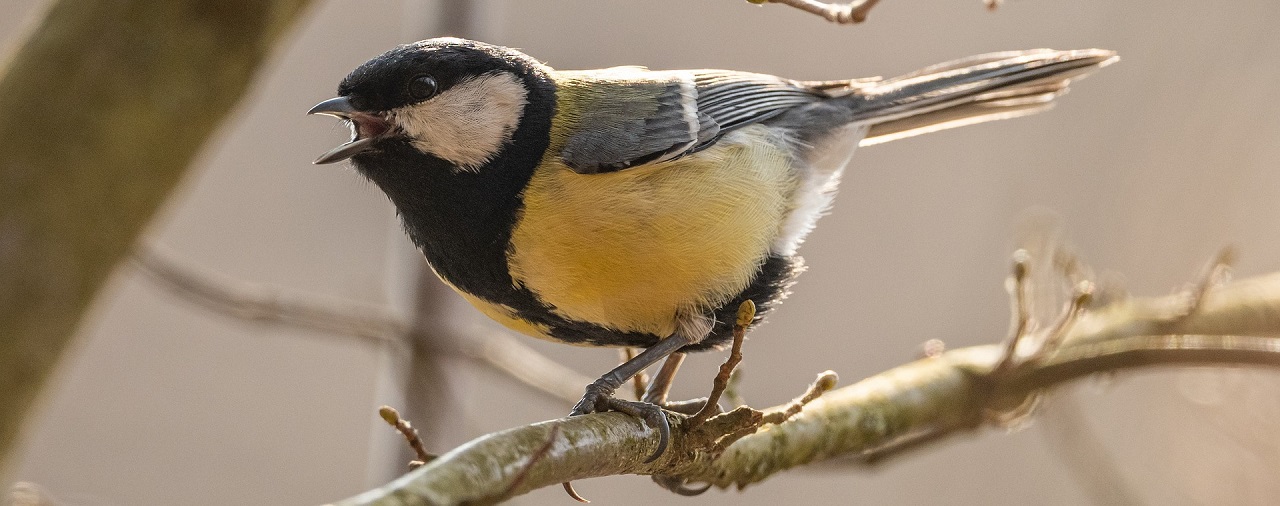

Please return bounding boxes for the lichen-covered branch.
[331,271,1280,505]
[0,0,317,468]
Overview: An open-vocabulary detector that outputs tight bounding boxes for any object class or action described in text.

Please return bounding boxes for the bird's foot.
[562,382,676,503]
[570,381,673,464]
[565,301,757,499]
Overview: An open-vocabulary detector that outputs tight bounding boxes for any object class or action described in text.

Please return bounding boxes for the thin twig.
[1179,246,1236,319]
[753,0,882,24]
[690,301,756,426]
[447,330,593,406]
[132,243,407,348]
[622,348,649,401]
[131,242,592,405]
[996,249,1032,372]
[988,252,1093,426]
[378,406,436,469]
[1036,281,1095,359]
[760,371,840,425]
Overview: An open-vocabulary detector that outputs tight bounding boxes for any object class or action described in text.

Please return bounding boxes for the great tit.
[309,37,1115,459]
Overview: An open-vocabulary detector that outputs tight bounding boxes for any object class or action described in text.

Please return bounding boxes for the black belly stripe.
[501,254,803,351]
[683,254,803,352]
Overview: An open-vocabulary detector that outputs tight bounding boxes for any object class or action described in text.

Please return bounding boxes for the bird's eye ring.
[408,75,439,100]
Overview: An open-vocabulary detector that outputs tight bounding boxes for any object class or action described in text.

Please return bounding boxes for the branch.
[0,0,315,467]
[331,270,1280,505]
[130,243,592,404]
[132,244,408,348]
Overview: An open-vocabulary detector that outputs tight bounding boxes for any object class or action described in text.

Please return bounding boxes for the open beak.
[308,96,384,164]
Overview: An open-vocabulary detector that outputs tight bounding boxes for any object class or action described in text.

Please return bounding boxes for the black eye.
[408,75,438,100]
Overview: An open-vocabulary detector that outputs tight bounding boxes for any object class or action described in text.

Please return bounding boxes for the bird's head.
[309,37,551,172]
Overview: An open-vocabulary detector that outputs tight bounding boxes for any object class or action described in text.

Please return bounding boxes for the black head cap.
[337,37,551,113]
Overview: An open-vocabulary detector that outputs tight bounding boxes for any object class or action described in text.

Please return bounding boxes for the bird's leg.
[641,352,684,405]
[569,332,699,462]
[641,353,707,415]
[570,335,695,414]
[621,348,650,400]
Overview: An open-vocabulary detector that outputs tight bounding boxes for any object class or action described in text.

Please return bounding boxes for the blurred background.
[6,0,1280,504]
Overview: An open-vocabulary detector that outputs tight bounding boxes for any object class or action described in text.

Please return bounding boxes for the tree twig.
[445,330,593,406]
[749,0,882,24]
[622,348,648,401]
[130,243,593,405]
[378,406,437,469]
[132,243,408,349]
[689,301,755,427]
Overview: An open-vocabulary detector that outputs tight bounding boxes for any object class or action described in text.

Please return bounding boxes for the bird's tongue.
[354,113,390,139]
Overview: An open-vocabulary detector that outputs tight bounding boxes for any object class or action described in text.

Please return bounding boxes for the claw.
[562,481,590,503]
[637,403,671,463]
[653,475,712,496]
[569,382,614,417]
[601,398,670,463]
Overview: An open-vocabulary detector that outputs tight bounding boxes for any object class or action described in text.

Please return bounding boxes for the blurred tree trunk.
[0,0,314,469]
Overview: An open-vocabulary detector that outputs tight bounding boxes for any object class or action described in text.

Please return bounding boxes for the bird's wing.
[557,68,821,174]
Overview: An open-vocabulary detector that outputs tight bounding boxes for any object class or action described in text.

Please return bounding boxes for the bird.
[308,37,1116,461]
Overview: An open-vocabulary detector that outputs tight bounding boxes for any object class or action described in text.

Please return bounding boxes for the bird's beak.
[307,96,357,119]
[308,96,385,164]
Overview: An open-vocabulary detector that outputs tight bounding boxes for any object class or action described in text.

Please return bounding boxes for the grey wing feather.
[560,69,821,174]
[560,75,708,173]
[693,71,821,133]
[560,49,1116,173]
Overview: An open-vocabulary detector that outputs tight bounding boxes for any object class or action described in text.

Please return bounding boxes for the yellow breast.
[507,125,798,338]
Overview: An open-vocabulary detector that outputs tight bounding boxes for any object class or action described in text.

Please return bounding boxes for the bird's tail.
[812,49,1117,146]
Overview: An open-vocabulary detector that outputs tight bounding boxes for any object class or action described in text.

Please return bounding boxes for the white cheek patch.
[391,71,529,171]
